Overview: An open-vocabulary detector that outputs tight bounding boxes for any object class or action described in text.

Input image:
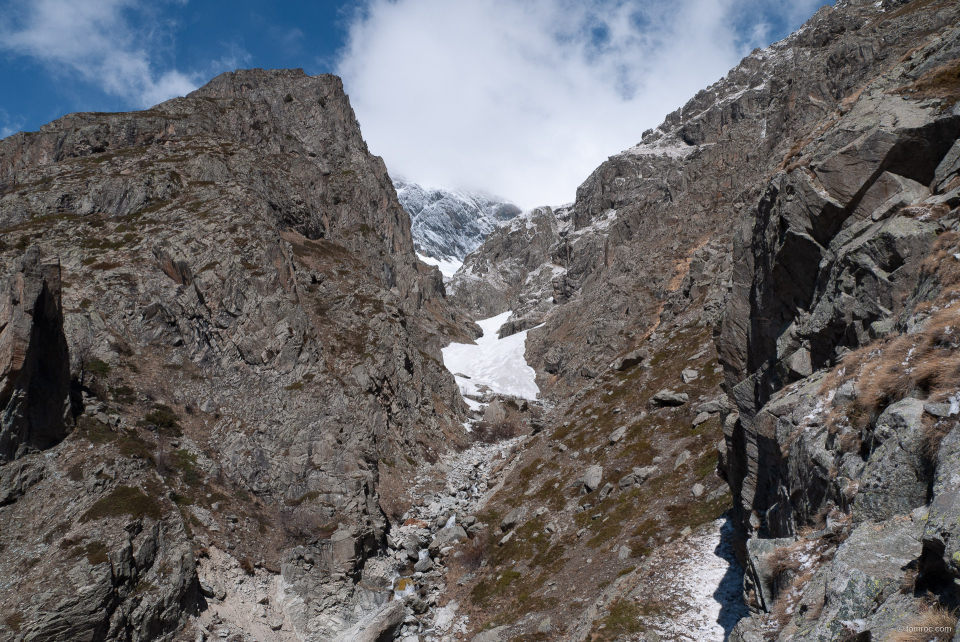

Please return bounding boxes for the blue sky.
[0,0,831,206]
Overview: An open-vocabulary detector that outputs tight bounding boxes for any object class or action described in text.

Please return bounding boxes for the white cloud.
[0,0,197,108]
[337,0,822,208]
[0,108,25,139]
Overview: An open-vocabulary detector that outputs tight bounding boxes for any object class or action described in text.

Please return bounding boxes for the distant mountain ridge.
[394,178,520,276]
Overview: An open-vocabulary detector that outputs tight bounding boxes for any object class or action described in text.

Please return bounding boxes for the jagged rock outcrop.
[0,69,474,641]
[447,205,569,328]
[712,6,960,641]
[394,179,520,265]
[0,246,71,461]
[718,17,960,547]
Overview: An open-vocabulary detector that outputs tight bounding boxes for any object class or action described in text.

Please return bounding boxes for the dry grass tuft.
[838,431,862,455]
[459,531,488,570]
[921,418,954,462]
[892,58,960,107]
[770,569,816,627]
[767,544,803,577]
[887,605,957,642]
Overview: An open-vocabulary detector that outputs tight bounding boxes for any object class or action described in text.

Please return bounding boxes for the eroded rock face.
[717,25,960,547]
[0,246,71,461]
[0,69,473,641]
[713,10,960,642]
[451,0,952,400]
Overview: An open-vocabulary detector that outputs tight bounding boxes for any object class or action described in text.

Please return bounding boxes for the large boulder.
[500,506,527,532]
[779,517,921,642]
[853,398,929,521]
[428,525,467,554]
[333,600,404,642]
[650,390,688,406]
[921,425,960,581]
[0,247,71,462]
[582,465,603,493]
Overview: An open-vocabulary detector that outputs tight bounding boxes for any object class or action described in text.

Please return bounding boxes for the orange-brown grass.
[921,232,960,288]
[838,431,862,455]
[887,605,957,642]
[827,295,960,432]
[766,543,804,578]
[921,417,954,462]
[769,568,816,628]
[823,232,960,427]
[892,58,960,107]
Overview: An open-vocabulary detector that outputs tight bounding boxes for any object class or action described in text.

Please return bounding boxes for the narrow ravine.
[384,435,527,641]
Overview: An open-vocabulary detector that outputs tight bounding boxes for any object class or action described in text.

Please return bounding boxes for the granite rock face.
[714,7,960,641]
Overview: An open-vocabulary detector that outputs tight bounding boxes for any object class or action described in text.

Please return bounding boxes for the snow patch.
[416,253,462,279]
[442,311,540,402]
[643,517,749,640]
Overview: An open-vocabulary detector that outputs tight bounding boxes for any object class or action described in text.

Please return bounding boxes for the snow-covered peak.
[395,179,521,274]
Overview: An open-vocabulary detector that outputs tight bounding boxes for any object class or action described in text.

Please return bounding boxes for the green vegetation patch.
[138,404,181,436]
[593,599,645,641]
[171,449,202,486]
[67,540,110,565]
[81,485,162,522]
[77,416,155,463]
[471,569,522,607]
[87,359,111,377]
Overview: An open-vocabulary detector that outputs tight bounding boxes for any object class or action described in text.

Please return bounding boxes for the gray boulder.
[500,506,527,532]
[651,390,688,406]
[853,398,928,521]
[472,626,509,642]
[583,465,603,492]
[922,425,960,579]
[781,518,921,641]
[333,600,405,642]
[428,525,467,554]
[599,482,614,501]
[414,555,434,573]
[615,348,649,371]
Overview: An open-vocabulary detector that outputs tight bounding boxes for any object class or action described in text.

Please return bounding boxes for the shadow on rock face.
[0,245,72,461]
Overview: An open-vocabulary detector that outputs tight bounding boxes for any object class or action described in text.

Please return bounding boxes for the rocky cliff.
[453,0,956,396]
[716,8,960,642]
[0,69,475,642]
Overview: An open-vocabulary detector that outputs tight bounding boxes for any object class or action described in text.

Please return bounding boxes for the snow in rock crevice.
[416,252,463,280]
[441,311,540,402]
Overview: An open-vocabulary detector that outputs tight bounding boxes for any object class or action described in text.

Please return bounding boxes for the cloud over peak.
[338,0,824,208]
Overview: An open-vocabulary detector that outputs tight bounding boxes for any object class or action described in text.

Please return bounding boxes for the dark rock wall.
[0,246,71,461]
